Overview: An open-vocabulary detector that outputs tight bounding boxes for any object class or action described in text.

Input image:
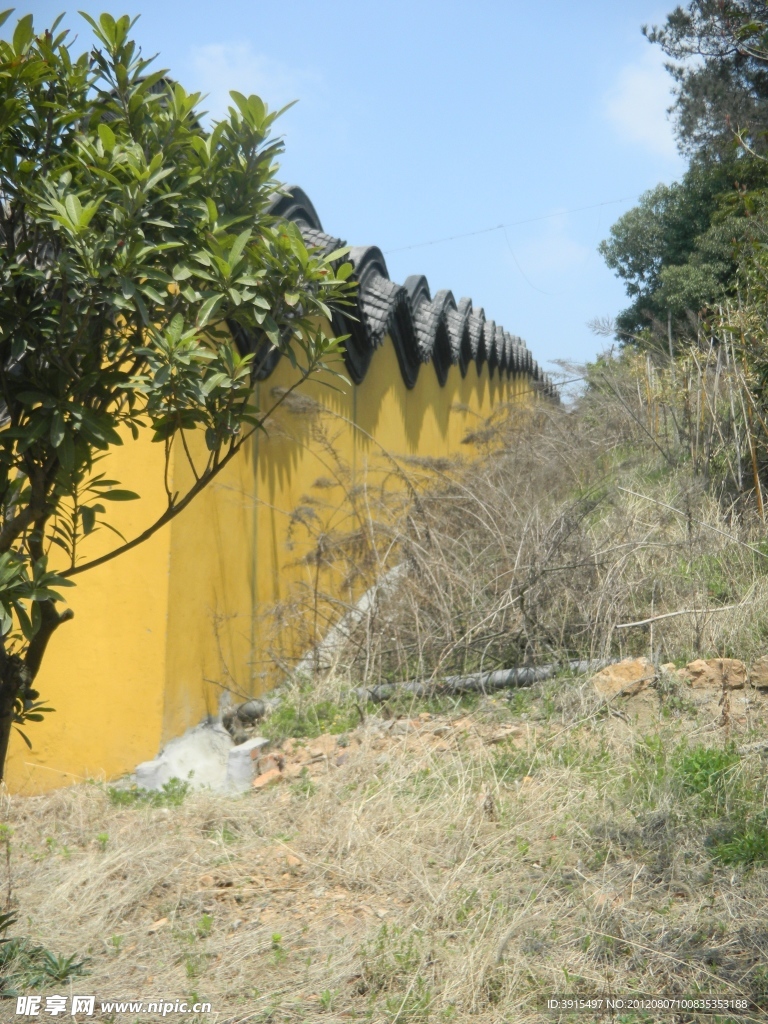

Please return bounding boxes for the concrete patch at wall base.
[133,722,232,792]
[225,736,271,792]
[132,721,269,794]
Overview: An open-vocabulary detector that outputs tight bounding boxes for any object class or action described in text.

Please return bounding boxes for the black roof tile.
[247,187,556,398]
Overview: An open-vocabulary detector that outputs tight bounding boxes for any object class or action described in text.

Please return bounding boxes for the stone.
[750,656,768,690]
[135,758,172,791]
[391,720,417,736]
[226,737,270,792]
[685,658,746,689]
[489,726,524,744]
[222,699,266,737]
[307,733,337,757]
[285,854,302,869]
[255,753,284,776]
[684,659,716,688]
[198,874,214,887]
[591,657,655,698]
[252,767,282,790]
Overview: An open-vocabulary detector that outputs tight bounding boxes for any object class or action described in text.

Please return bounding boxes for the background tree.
[0,10,353,778]
[599,158,768,339]
[602,2,768,342]
[645,1,768,158]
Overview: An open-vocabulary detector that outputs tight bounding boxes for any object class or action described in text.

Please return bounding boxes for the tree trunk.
[0,601,73,782]
[0,655,31,781]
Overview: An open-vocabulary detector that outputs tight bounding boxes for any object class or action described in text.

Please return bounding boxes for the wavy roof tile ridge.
[235,187,556,398]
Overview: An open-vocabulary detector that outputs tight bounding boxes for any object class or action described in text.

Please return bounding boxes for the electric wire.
[383,195,640,255]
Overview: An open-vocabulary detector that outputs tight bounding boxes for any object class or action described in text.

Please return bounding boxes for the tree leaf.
[12,13,33,53]
[64,193,82,228]
[15,604,35,641]
[228,229,251,267]
[14,729,32,750]
[324,246,352,263]
[50,411,65,448]
[197,293,223,328]
[167,313,185,342]
[98,122,116,151]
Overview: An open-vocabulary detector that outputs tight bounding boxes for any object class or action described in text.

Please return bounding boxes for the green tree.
[645,1,768,158]
[0,10,353,777]
[599,158,768,339]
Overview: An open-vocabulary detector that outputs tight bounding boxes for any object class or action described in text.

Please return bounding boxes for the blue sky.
[30,1,686,376]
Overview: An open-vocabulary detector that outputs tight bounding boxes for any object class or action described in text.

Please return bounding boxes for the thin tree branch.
[615,605,742,629]
[59,366,319,579]
[163,436,174,508]
[179,427,200,482]
[0,506,39,555]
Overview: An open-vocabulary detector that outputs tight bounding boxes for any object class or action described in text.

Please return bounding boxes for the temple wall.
[5,336,531,794]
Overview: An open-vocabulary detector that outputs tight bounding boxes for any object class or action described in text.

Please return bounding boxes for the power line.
[383,195,640,255]
[501,225,551,296]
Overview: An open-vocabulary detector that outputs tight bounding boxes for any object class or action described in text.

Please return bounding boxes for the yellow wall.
[4,335,530,794]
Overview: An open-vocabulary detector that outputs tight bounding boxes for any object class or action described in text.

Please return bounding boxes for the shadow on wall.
[248,337,533,692]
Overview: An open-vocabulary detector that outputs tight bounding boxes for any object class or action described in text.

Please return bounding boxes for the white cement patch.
[134,721,237,793]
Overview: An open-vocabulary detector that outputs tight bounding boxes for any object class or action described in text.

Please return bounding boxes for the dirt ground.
[3,669,768,1023]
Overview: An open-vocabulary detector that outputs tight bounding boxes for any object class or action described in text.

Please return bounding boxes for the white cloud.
[187,42,321,124]
[603,47,680,159]
[507,210,591,286]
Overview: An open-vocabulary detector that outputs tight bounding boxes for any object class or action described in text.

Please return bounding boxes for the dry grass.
[267,348,768,689]
[8,350,768,1021]
[3,673,768,1022]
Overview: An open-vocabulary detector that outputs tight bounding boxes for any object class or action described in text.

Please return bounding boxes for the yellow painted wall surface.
[4,434,172,794]
[4,335,530,794]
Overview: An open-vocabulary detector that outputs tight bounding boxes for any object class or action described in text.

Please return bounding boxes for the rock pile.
[247,712,535,791]
[590,655,768,732]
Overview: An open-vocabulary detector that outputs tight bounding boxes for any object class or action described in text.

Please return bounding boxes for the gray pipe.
[356,658,617,703]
